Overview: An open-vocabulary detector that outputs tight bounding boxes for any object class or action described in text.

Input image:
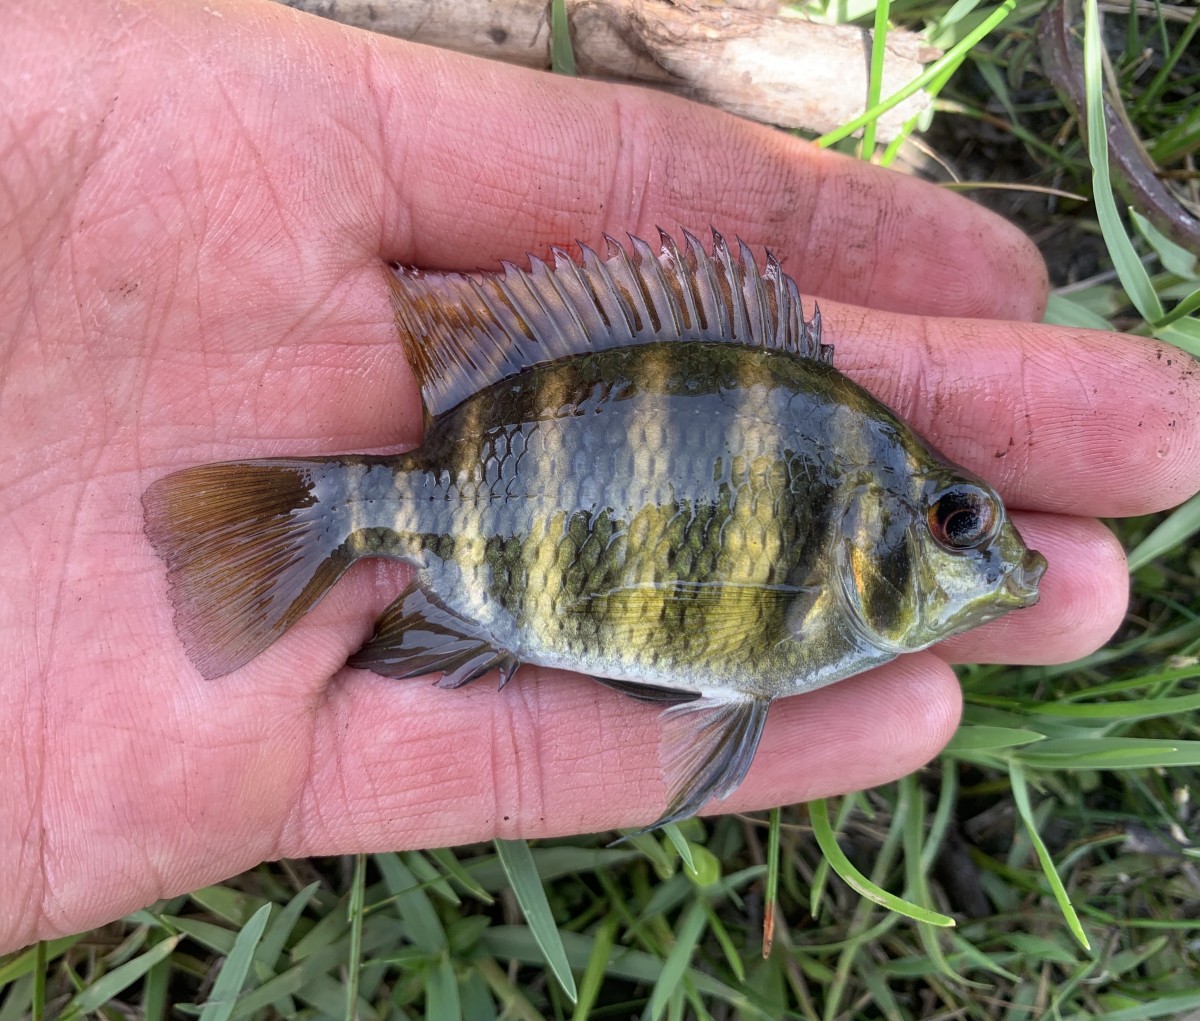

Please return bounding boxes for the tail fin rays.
[143,460,356,679]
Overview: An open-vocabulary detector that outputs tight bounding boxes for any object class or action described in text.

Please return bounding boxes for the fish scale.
[143,229,1045,832]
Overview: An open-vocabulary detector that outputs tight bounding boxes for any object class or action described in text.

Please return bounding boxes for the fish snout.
[1003,549,1047,606]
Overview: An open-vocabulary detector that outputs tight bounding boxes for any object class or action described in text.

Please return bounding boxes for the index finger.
[364,39,1047,322]
[826,302,1200,517]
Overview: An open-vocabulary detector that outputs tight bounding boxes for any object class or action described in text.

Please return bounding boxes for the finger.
[934,512,1128,666]
[280,653,961,849]
[110,0,1047,322]
[358,37,1047,322]
[826,302,1200,518]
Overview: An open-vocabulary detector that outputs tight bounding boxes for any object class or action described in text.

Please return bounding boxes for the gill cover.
[835,485,922,654]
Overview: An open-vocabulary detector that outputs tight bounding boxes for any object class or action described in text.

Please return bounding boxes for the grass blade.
[571,913,618,1021]
[898,775,979,987]
[1044,292,1118,330]
[428,847,495,904]
[1008,763,1090,951]
[818,0,1017,148]
[143,955,172,1021]
[0,937,81,986]
[375,851,447,953]
[257,881,320,968]
[1128,490,1200,571]
[763,807,781,958]
[494,839,578,1003]
[345,854,366,1021]
[703,903,745,983]
[661,823,696,875]
[1130,209,1197,277]
[484,928,758,1008]
[809,799,955,927]
[426,954,462,1020]
[645,899,708,1021]
[31,941,45,1021]
[550,0,577,75]
[944,725,1046,751]
[59,935,181,1020]
[1015,737,1200,769]
[1082,0,1163,324]
[859,0,890,158]
[403,850,462,906]
[198,903,272,1021]
[1156,317,1200,356]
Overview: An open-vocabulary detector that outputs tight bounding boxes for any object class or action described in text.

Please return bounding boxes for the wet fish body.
[144,230,1045,828]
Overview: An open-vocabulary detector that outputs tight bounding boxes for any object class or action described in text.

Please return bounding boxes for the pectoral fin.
[646,696,771,832]
[349,583,519,689]
[591,677,701,706]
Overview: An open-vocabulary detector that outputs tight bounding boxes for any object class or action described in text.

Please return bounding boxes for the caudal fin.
[142,459,357,679]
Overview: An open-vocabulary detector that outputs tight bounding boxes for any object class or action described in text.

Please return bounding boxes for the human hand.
[3,0,1197,954]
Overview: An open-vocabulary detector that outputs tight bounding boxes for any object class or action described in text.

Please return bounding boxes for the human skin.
[2,0,1198,954]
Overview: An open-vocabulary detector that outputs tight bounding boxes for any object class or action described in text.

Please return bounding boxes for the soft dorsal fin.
[389,227,829,420]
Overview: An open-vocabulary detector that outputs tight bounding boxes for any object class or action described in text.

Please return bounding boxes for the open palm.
[3,0,1197,953]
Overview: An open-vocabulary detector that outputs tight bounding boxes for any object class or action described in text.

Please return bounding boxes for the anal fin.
[349,583,518,689]
[618,696,771,840]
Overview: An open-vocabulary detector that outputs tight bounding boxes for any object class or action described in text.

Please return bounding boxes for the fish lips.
[1000,549,1048,608]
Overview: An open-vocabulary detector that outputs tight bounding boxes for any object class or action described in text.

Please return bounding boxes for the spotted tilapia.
[143,229,1046,829]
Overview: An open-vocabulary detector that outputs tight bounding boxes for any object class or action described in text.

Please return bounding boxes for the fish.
[142,228,1047,831]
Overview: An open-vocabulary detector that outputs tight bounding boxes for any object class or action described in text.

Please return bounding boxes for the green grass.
[7,0,1200,1017]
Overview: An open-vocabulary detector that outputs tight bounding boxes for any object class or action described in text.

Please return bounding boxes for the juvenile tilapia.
[143,229,1046,829]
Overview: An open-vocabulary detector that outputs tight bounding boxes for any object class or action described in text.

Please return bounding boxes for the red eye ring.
[928,486,998,551]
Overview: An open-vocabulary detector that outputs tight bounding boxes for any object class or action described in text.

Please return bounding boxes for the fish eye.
[927,485,999,551]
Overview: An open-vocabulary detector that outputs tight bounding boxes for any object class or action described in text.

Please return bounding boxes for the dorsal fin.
[388,227,830,420]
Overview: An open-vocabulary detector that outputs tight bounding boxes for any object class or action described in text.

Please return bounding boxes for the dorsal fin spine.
[739,237,772,348]
[714,230,750,342]
[543,248,592,340]
[763,253,789,351]
[684,228,727,340]
[589,242,638,342]
[606,235,654,335]
[621,234,664,336]
[500,261,554,348]
[631,233,682,338]
[578,243,619,335]
[388,228,828,420]
[655,229,697,334]
[472,275,528,356]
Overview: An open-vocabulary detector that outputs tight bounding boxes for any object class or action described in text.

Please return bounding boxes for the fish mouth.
[1002,549,1047,606]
